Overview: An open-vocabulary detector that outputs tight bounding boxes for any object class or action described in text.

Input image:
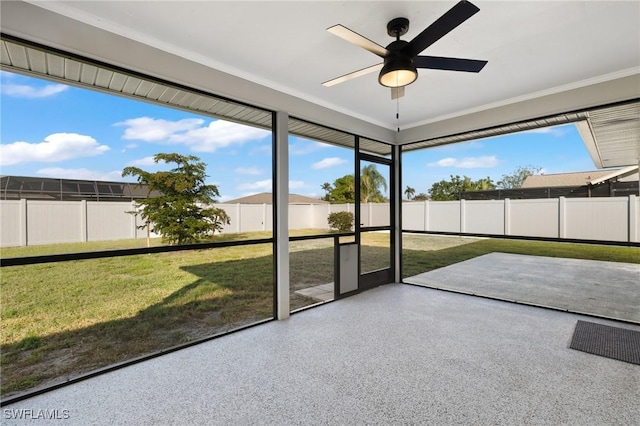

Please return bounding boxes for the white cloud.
[290,140,329,155]
[235,166,262,175]
[312,157,347,169]
[173,120,271,152]
[237,179,272,191]
[427,156,498,168]
[1,82,68,98]
[116,117,204,141]
[36,168,124,181]
[237,179,305,191]
[0,133,110,166]
[116,117,270,152]
[127,156,160,166]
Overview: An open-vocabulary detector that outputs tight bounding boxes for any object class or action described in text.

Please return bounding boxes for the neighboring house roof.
[522,167,639,188]
[222,192,327,204]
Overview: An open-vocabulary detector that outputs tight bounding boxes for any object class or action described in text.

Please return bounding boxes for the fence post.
[80,200,88,242]
[424,200,429,231]
[263,203,267,231]
[629,195,638,243]
[130,201,138,239]
[460,199,466,233]
[20,199,28,246]
[236,203,241,233]
[558,196,566,239]
[504,198,511,236]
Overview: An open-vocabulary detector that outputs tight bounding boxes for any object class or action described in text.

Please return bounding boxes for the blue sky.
[1,71,597,201]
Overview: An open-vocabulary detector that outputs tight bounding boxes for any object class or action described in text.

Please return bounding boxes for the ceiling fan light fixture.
[378,57,418,88]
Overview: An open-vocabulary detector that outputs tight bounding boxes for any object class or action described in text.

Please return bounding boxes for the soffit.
[577,102,640,168]
[14,0,640,131]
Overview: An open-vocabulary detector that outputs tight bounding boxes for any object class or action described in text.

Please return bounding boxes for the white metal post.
[393,145,402,283]
[275,111,290,320]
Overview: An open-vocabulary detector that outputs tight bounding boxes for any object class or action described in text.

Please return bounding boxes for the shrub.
[328,211,354,232]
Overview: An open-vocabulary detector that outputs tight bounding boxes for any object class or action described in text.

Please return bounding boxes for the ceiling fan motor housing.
[379,40,418,87]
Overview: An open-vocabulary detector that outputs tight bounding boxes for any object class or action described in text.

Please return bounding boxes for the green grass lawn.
[1,231,637,397]
[402,234,640,278]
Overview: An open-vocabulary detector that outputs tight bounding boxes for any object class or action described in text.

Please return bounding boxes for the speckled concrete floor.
[4,284,639,425]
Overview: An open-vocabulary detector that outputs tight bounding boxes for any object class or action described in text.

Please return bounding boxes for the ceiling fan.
[322,0,487,99]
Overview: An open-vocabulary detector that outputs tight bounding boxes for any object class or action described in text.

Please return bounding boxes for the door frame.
[356,149,395,291]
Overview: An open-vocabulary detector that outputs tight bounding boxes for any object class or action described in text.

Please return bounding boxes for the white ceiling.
[16,1,639,130]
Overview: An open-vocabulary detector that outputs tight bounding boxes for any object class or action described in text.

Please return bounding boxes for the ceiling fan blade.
[327,24,389,57]
[414,56,487,72]
[391,87,405,100]
[404,0,480,58]
[322,63,383,87]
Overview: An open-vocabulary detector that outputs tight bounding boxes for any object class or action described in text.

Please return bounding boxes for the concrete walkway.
[405,252,640,323]
[3,284,639,425]
[294,283,334,302]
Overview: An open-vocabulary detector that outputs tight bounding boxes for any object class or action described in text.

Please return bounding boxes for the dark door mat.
[569,320,640,365]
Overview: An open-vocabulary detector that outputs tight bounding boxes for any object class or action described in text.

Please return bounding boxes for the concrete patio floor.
[404,252,640,323]
[4,284,639,425]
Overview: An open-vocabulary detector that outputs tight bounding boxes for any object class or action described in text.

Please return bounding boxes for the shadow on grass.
[1,254,276,398]
[2,244,386,399]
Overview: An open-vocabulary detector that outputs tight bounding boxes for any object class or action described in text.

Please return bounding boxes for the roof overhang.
[576,102,640,168]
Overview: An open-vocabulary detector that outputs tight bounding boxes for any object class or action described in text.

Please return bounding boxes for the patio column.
[274,111,290,320]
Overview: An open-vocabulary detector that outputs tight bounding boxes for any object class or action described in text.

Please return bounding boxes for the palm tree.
[404,186,415,200]
[360,164,388,203]
[321,182,332,201]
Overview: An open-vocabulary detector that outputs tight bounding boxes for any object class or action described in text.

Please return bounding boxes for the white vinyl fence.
[402,196,639,243]
[1,196,638,247]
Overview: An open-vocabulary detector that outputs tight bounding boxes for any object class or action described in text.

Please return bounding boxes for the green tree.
[428,175,496,201]
[413,192,428,201]
[497,165,543,189]
[361,164,388,203]
[122,153,230,245]
[404,186,416,200]
[322,175,356,203]
[322,166,388,203]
